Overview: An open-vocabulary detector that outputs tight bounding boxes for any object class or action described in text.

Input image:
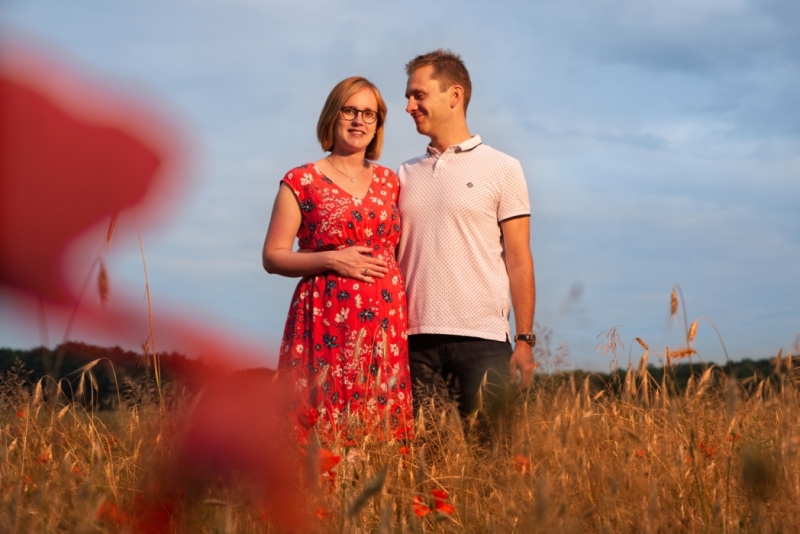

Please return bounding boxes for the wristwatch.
[514,333,536,347]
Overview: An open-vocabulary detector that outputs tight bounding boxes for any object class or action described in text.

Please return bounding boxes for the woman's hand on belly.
[329,246,388,283]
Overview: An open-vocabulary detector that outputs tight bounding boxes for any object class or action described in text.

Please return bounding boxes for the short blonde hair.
[317,77,387,160]
[405,49,472,114]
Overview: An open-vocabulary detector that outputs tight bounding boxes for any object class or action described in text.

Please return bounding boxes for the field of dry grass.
[2,338,799,533]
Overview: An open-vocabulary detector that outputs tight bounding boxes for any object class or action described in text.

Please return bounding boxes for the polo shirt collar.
[454,134,482,153]
[426,135,483,157]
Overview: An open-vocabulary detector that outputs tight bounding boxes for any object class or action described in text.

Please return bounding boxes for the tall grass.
[4,226,796,533]
[1,341,798,532]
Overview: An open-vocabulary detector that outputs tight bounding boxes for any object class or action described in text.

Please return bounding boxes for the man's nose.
[405,98,415,114]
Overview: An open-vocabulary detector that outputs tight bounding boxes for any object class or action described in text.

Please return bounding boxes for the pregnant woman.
[262,77,413,446]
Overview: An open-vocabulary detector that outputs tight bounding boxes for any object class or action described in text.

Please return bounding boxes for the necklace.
[326,156,369,183]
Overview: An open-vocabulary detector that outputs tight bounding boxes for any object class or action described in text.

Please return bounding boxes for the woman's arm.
[262,184,388,283]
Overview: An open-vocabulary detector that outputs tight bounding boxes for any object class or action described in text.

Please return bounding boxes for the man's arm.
[500,215,536,387]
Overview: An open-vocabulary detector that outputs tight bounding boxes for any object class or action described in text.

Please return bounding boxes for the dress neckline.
[314,162,375,201]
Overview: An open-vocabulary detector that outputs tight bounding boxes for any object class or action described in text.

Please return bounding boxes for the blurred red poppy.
[318,448,341,473]
[298,408,320,429]
[431,489,455,515]
[513,454,531,473]
[0,38,304,533]
[412,489,455,517]
[96,500,130,526]
[412,495,430,517]
[725,432,741,442]
[315,507,334,519]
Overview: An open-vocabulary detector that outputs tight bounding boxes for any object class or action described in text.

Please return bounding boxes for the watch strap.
[514,333,536,346]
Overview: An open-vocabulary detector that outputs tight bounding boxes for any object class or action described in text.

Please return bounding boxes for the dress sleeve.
[280,167,305,204]
[498,158,531,222]
[280,166,312,248]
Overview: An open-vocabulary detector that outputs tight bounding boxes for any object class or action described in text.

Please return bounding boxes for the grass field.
[1,337,798,533]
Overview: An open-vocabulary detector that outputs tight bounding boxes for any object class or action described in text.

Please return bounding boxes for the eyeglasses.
[340,106,379,124]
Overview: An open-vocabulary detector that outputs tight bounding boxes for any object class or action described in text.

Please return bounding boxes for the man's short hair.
[317,76,387,160]
[405,49,472,113]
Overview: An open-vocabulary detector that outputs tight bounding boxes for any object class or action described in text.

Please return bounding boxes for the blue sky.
[1,0,798,370]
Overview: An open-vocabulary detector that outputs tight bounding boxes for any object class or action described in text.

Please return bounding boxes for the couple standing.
[262,50,536,446]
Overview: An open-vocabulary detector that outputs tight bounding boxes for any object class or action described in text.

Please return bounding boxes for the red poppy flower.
[725,433,741,442]
[298,408,320,429]
[35,453,49,465]
[431,489,455,515]
[0,40,305,533]
[513,454,531,473]
[315,507,334,519]
[96,500,130,526]
[634,449,646,459]
[318,448,340,473]
[412,489,455,517]
[130,495,175,531]
[412,495,431,517]
[696,441,716,459]
[298,446,340,473]
[398,445,410,468]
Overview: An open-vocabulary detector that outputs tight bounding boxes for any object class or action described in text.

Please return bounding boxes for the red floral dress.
[278,163,414,445]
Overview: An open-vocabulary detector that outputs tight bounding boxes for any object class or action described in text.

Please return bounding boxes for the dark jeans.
[408,334,512,418]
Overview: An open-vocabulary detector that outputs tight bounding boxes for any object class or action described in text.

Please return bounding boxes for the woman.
[262,77,413,446]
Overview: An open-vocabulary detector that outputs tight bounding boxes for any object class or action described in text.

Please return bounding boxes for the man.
[397,49,536,424]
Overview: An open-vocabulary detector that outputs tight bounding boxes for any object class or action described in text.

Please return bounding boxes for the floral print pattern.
[278,163,413,445]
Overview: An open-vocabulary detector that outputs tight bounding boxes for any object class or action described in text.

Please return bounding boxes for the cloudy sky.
[1,0,798,370]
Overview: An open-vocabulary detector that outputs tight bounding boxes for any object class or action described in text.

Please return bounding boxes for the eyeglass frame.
[339,106,379,124]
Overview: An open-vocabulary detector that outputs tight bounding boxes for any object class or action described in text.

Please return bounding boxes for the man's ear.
[449,85,464,109]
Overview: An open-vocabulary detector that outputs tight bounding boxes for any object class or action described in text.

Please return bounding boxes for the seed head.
[669,348,696,360]
[688,320,698,342]
[105,212,118,250]
[98,260,109,305]
[670,289,678,316]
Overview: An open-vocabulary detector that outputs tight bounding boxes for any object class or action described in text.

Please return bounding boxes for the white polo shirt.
[397,135,531,342]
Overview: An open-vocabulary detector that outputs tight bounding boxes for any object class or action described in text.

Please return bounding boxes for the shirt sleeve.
[383,166,400,204]
[497,158,530,222]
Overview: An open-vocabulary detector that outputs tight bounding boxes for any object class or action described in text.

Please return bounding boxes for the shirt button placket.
[435,153,447,175]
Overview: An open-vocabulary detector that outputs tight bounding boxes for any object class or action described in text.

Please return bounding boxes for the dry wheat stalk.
[98,260,109,305]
